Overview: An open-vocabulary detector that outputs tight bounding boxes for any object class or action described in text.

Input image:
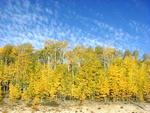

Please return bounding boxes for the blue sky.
[0,0,150,55]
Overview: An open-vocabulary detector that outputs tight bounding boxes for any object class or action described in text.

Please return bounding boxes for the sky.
[0,0,150,55]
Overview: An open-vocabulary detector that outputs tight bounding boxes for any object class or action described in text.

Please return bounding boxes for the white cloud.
[0,0,149,55]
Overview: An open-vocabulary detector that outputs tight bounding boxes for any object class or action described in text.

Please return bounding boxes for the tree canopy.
[0,40,150,106]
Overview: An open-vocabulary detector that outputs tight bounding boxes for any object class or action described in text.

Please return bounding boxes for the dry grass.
[0,99,150,113]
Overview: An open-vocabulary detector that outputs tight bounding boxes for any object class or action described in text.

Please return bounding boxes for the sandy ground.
[0,100,150,113]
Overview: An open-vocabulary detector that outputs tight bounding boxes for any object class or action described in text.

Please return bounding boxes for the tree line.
[0,39,150,107]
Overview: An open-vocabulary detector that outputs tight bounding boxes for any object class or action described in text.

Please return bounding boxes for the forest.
[0,39,150,108]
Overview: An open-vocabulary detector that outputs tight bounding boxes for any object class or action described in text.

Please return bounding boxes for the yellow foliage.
[32,96,40,109]
[9,84,21,100]
[96,75,109,98]
[22,92,30,104]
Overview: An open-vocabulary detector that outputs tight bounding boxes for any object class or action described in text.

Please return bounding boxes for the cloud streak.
[0,0,149,55]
